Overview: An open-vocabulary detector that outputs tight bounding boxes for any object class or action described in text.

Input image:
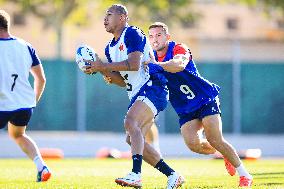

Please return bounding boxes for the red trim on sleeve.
[173,43,192,60]
[157,43,192,62]
[173,43,188,55]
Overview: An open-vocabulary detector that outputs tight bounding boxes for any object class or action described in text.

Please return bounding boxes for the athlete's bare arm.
[84,51,142,73]
[30,64,46,103]
[145,54,190,73]
[158,54,189,73]
[101,71,126,87]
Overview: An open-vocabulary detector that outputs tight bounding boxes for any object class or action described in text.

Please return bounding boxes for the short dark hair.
[149,22,169,34]
[0,10,10,31]
[110,4,128,15]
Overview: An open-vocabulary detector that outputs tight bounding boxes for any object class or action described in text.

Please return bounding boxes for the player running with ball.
[84,4,185,189]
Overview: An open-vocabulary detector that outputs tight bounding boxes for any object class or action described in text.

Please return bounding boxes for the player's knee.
[8,130,24,140]
[124,118,133,131]
[186,140,201,153]
[124,116,139,133]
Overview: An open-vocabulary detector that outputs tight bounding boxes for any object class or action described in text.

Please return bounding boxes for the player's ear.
[120,14,127,22]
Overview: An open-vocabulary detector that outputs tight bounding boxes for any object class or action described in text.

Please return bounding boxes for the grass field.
[0,158,283,189]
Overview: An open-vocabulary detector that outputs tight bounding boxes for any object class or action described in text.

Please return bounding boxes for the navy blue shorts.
[178,97,221,127]
[0,108,33,129]
[128,80,168,116]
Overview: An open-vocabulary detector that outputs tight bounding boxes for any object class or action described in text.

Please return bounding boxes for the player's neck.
[0,30,10,38]
[156,44,169,59]
[113,24,127,41]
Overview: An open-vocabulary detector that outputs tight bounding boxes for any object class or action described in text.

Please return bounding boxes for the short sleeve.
[173,43,192,60]
[124,27,146,54]
[105,45,112,63]
[27,44,41,67]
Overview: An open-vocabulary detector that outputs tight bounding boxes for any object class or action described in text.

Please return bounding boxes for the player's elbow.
[117,79,127,87]
[129,62,140,71]
[35,75,46,85]
[40,76,46,85]
[118,82,127,87]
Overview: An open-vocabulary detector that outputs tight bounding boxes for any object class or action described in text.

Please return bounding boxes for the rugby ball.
[75,45,96,72]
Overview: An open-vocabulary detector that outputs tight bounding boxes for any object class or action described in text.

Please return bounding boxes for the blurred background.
[1,0,284,158]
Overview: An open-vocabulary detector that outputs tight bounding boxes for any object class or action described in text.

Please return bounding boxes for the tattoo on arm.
[125,59,131,71]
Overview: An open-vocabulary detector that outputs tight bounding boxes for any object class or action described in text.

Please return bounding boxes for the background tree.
[97,0,200,31]
[220,0,284,18]
[3,0,90,59]
[1,0,199,58]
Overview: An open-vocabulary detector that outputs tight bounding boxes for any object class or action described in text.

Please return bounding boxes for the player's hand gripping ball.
[76,45,96,73]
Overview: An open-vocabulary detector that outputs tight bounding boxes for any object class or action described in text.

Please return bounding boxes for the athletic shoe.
[115,172,142,188]
[167,172,185,189]
[36,166,51,182]
[224,158,236,176]
[239,176,253,187]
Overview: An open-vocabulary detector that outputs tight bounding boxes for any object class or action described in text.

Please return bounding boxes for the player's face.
[104,8,123,33]
[148,27,169,52]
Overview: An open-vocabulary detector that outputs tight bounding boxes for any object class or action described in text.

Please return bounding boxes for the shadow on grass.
[255,182,284,186]
[253,172,284,175]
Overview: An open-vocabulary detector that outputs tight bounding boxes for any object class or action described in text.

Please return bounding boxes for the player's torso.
[0,38,36,111]
[107,26,151,100]
[155,41,220,114]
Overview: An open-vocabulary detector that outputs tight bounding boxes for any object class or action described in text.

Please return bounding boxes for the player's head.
[104,4,128,34]
[0,10,10,32]
[148,22,170,52]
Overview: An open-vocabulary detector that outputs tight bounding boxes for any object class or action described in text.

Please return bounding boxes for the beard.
[105,27,112,33]
[156,45,166,52]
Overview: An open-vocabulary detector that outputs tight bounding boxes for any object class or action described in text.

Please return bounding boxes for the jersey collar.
[110,24,129,47]
[0,37,16,41]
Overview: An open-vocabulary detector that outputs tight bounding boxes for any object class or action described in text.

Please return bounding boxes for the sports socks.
[33,155,46,172]
[155,159,174,177]
[236,163,252,178]
[132,154,143,174]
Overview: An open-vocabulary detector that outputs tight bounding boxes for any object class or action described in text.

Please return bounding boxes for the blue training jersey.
[154,41,220,115]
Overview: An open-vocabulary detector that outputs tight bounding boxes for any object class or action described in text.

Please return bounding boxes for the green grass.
[0,158,283,189]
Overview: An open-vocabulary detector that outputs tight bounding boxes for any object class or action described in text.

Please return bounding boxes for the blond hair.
[149,22,169,34]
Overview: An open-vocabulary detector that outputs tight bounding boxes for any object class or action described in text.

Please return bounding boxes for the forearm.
[100,71,126,87]
[103,59,139,72]
[34,79,46,103]
[30,64,46,103]
[154,54,190,73]
[156,59,185,73]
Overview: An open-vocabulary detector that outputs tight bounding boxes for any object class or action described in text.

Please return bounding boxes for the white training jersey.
[105,25,153,100]
[0,37,41,111]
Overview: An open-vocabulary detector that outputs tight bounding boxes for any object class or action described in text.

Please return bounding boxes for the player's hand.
[143,53,157,65]
[173,54,189,68]
[143,53,157,70]
[103,75,112,84]
[84,54,105,74]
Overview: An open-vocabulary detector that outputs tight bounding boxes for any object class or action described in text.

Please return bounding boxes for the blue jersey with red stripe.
[153,41,220,115]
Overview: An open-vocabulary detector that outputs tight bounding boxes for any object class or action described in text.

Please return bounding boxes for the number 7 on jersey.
[11,74,18,91]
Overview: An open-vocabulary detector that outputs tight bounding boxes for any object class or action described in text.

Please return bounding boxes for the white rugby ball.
[75,45,96,72]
